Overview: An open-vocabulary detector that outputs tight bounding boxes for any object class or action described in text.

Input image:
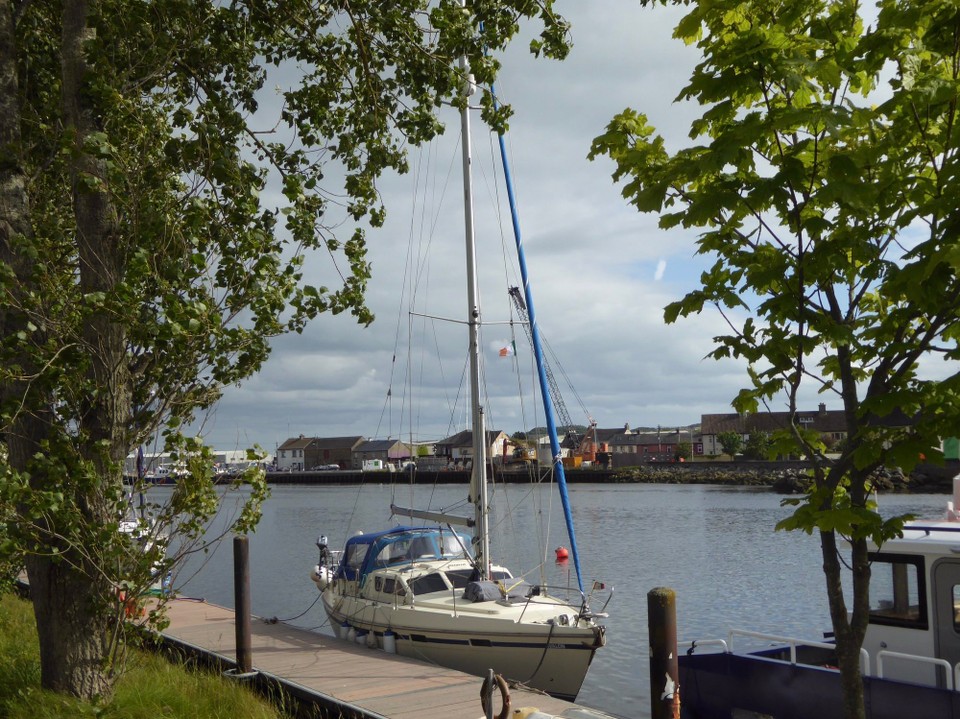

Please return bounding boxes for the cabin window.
[446,569,475,589]
[952,585,960,632]
[868,553,927,630]
[374,576,402,596]
[346,544,369,572]
[408,573,449,595]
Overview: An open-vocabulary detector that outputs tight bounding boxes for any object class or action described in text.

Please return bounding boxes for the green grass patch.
[0,593,290,719]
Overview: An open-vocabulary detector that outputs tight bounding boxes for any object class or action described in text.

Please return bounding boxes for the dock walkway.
[159,597,609,719]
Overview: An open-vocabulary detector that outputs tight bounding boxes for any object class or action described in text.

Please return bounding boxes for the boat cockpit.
[334,526,472,582]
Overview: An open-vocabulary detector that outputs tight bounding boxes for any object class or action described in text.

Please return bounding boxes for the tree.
[743,431,773,460]
[716,430,743,458]
[674,441,692,462]
[0,0,569,701]
[590,1,960,717]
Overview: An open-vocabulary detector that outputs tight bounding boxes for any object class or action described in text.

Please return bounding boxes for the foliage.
[743,431,774,460]
[674,441,692,461]
[0,593,288,719]
[0,0,570,700]
[0,446,21,594]
[716,430,743,457]
[590,0,960,716]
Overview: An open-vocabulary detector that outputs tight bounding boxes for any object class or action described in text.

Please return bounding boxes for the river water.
[156,481,948,718]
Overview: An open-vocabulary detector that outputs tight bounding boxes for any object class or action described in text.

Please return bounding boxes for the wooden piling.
[647,587,680,719]
[233,535,252,673]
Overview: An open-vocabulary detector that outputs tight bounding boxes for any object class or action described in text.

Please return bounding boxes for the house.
[276,435,365,471]
[434,429,510,467]
[607,428,701,465]
[699,403,847,457]
[352,439,413,469]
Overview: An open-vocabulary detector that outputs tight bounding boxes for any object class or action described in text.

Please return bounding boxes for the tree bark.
[2,0,130,700]
[821,527,871,719]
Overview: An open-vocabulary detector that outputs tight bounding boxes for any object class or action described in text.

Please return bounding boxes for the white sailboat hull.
[320,571,604,700]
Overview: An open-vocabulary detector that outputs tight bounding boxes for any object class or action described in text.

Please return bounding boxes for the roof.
[595,428,626,442]
[278,435,314,451]
[311,436,365,450]
[356,439,406,452]
[608,431,689,447]
[436,429,506,447]
[700,409,849,435]
[278,435,365,451]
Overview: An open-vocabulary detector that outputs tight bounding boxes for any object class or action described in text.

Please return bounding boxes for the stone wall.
[606,460,957,493]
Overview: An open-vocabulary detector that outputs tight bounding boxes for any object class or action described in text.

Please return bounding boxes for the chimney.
[624,423,631,434]
[819,403,826,416]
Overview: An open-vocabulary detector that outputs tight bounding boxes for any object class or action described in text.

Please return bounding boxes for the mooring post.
[648,587,680,719]
[233,535,253,673]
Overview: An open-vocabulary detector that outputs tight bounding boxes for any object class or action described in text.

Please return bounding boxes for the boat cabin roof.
[875,521,960,558]
[335,526,472,582]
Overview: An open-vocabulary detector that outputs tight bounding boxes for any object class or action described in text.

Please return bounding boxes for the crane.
[507,286,596,463]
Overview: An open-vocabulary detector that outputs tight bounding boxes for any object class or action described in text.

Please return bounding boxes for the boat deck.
[157,596,606,719]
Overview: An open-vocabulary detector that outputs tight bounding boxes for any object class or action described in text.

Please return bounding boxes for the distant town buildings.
[130,403,946,475]
[269,404,857,471]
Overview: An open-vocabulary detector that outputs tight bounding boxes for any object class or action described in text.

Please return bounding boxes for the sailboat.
[309,54,610,702]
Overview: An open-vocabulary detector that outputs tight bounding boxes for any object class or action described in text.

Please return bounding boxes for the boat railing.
[507,583,612,624]
[686,630,960,691]
[876,650,955,690]
[725,629,871,676]
[683,638,729,654]
[581,583,614,620]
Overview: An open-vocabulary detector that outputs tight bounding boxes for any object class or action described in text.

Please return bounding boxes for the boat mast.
[490,84,584,593]
[460,53,490,581]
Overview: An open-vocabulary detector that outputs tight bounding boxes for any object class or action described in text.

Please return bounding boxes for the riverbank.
[0,592,286,719]
[262,461,957,493]
[606,461,956,493]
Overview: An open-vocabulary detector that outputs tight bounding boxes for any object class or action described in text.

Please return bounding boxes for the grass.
[0,592,291,719]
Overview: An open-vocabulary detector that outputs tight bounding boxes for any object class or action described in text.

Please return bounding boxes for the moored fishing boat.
[679,477,960,719]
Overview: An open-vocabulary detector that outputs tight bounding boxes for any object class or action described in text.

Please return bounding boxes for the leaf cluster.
[0,0,570,694]
[591,0,960,541]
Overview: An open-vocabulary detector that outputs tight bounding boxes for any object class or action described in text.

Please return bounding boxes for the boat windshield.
[335,527,473,582]
[370,530,470,568]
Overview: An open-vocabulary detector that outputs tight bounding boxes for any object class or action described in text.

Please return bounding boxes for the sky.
[187,2,830,453]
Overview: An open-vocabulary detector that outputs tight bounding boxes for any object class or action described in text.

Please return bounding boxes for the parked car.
[312,464,340,471]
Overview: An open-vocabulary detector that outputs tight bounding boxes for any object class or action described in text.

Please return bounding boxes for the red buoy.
[555,546,569,560]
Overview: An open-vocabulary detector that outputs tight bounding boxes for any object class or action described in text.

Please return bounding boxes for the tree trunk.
[3,0,131,700]
[821,527,871,719]
[24,553,115,697]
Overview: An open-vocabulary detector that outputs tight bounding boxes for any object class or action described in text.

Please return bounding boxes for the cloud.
[654,260,667,281]
[187,3,831,451]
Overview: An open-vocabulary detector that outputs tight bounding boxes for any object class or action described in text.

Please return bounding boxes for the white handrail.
[877,650,953,690]
[687,628,960,691]
[727,629,870,676]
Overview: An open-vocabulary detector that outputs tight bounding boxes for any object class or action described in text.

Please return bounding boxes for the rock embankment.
[606,462,956,494]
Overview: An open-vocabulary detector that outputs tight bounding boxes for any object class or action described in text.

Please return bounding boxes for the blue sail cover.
[490,86,584,593]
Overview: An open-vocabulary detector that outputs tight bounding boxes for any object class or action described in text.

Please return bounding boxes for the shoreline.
[255,460,958,493]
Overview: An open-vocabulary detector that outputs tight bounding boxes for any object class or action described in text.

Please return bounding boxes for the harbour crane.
[507,286,597,464]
